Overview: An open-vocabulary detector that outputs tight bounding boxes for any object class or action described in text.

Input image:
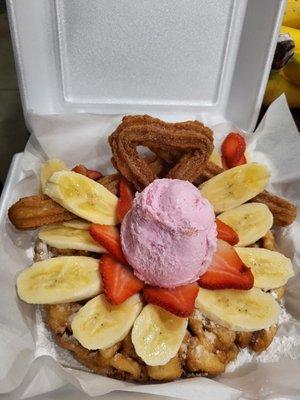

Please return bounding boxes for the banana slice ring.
[44,171,118,225]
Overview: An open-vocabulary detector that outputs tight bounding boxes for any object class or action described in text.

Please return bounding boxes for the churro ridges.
[8,195,76,230]
[109,115,214,190]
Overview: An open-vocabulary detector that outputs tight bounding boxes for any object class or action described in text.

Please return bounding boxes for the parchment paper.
[0,95,299,400]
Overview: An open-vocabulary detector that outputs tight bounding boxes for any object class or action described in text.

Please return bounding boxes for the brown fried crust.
[271,286,286,300]
[97,173,121,195]
[44,302,278,381]
[8,195,76,230]
[260,230,277,251]
[250,325,277,353]
[186,336,226,375]
[197,162,297,227]
[147,356,182,381]
[44,303,81,335]
[195,161,223,183]
[145,154,168,176]
[57,334,114,375]
[48,246,94,258]
[235,332,252,348]
[97,156,167,196]
[187,313,238,375]
[109,115,214,190]
[254,191,297,227]
[40,238,280,382]
[121,334,140,361]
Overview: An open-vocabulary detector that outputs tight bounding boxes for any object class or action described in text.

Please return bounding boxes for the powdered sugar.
[278,302,292,324]
[226,348,254,372]
[193,309,216,327]
[256,335,300,363]
[179,343,188,360]
[204,330,216,343]
[195,344,204,358]
[192,309,205,322]
[34,240,50,261]
[270,289,278,299]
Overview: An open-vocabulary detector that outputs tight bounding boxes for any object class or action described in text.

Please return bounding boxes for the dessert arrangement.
[9,115,297,382]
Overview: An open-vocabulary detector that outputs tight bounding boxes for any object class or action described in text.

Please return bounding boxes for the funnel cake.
[39,230,280,381]
[10,115,296,383]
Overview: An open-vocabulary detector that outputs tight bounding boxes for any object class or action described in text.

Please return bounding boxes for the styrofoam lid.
[7,0,284,131]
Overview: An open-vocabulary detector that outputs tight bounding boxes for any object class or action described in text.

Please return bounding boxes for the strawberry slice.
[216,219,239,246]
[234,154,247,166]
[221,132,246,168]
[222,153,247,169]
[100,254,144,305]
[72,164,102,180]
[117,179,134,222]
[198,239,254,290]
[86,170,103,180]
[89,224,127,264]
[143,283,199,317]
[72,164,88,175]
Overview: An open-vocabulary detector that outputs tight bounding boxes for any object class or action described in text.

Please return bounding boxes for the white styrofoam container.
[1,1,286,399]
[6,0,285,132]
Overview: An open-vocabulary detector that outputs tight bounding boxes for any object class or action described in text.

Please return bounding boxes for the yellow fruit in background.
[283,0,300,29]
[281,25,300,51]
[283,51,300,87]
[263,71,300,108]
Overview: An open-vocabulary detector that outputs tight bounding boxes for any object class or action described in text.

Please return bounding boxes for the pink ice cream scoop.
[121,179,216,288]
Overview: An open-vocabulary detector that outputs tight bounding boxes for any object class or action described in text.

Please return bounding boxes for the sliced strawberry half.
[86,169,103,180]
[117,179,134,223]
[89,224,127,264]
[100,254,144,305]
[222,153,247,169]
[143,283,199,317]
[72,164,88,175]
[221,132,246,168]
[234,153,247,166]
[72,164,102,180]
[216,219,239,246]
[198,239,254,290]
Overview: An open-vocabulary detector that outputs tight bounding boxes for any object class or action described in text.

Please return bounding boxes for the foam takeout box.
[1,1,291,399]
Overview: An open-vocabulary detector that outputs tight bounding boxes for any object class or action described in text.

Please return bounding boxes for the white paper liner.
[0,96,300,400]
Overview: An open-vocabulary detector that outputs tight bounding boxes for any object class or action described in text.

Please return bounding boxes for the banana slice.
[131,304,188,366]
[218,203,273,246]
[17,256,102,304]
[71,294,142,350]
[44,171,118,225]
[235,247,294,290]
[62,219,91,230]
[38,225,105,253]
[200,163,269,212]
[195,288,279,332]
[40,159,67,192]
[209,150,223,168]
